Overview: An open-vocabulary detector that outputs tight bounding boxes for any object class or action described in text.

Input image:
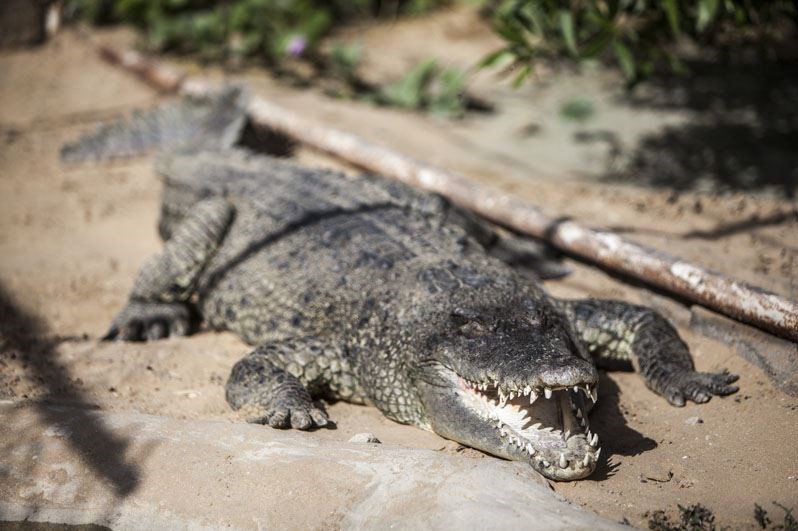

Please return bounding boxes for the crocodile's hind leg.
[105,198,234,341]
[226,338,359,430]
[556,298,739,406]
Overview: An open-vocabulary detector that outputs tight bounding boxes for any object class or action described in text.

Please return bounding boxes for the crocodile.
[63,89,739,481]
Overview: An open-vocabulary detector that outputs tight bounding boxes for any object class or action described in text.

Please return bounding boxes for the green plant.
[378,59,469,117]
[559,98,594,122]
[67,0,472,117]
[68,0,448,64]
[328,42,362,83]
[755,502,798,531]
[480,0,798,85]
[647,503,716,531]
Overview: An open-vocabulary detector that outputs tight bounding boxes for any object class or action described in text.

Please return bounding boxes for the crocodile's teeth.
[564,430,571,440]
[595,448,602,460]
[589,386,598,403]
[590,433,599,447]
[573,385,579,393]
[544,388,553,399]
[509,391,515,400]
[529,390,538,404]
[527,444,535,455]
[580,417,586,427]
[583,454,590,467]
[559,454,568,469]
[575,408,583,419]
[542,460,551,468]
[523,386,530,396]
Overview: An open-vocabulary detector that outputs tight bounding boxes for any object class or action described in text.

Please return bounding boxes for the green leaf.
[559,98,594,122]
[580,28,614,58]
[512,64,533,88]
[662,0,681,35]
[696,0,719,31]
[558,10,578,56]
[613,41,636,80]
[478,48,514,69]
[380,59,439,109]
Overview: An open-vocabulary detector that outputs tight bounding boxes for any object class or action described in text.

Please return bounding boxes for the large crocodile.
[63,89,739,481]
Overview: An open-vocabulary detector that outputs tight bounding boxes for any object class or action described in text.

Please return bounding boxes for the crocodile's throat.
[455,375,600,480]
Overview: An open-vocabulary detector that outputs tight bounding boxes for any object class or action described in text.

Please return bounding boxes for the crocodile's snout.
[415,296,603,481]
[533,357,599,392]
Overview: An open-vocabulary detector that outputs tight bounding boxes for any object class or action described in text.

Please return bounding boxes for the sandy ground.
[1,13,797,530]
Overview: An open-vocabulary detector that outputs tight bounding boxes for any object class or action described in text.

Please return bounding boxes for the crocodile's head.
[410,267,600,481]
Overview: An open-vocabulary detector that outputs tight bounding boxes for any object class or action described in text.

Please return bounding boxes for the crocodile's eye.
[450,309,489,338]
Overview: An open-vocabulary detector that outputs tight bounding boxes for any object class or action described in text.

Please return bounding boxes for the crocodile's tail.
[60,86,248,163]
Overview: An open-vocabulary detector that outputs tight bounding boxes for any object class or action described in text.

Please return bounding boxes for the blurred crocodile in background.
[62,88,739,480]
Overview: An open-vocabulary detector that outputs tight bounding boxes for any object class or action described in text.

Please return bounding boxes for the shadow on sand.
[0,282,141,501]
[587,372,658,481]
[603,57,798,197]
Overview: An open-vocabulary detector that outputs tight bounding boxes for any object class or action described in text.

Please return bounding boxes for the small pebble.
[685,416,703,425]
[349,432,381,444]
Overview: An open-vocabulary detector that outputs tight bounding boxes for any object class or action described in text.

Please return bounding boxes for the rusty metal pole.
[94,43,798,343]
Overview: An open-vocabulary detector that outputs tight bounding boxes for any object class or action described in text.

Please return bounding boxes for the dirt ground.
[1,11,797,530]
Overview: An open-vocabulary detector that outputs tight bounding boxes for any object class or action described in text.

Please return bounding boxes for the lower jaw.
[533,460,595,481]
[501,443,595,480]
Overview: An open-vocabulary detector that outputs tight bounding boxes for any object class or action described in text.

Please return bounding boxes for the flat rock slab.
[0,402,624,530]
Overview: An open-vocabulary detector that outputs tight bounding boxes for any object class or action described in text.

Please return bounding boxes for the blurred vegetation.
[559,97,594,122]
[376,59,470,117]
[69,0,441,63]
[647,502,798,531]
[67,0,798,117]
[67,0,472,116]
[480,0,798,85]
[482,0,798,84]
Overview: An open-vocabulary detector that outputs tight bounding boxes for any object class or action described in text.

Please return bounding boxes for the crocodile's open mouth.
[456,376,600,480]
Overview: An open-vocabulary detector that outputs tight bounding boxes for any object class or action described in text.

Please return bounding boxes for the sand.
[1,16,796,529]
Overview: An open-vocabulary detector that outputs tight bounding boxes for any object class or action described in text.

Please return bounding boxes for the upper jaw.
[455,374,601,481]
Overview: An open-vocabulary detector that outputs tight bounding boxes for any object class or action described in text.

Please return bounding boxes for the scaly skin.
[67,90,739,481]
[557,299,739,406]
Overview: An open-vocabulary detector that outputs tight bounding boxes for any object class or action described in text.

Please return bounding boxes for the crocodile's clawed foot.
[662,370,739,407]
[103,301,195,342]
[247,400,329,431]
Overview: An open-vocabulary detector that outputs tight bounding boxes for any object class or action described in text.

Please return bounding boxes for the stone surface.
[348,432,381,444]
[0,401,623,530]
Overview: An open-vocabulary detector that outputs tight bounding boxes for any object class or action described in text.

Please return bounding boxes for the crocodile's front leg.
[105,198,234,341]
[226,338,364,430]
[556,299,739,406]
